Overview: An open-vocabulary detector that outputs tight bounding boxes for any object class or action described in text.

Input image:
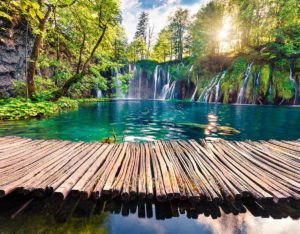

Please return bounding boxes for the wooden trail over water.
[0,136,299,203]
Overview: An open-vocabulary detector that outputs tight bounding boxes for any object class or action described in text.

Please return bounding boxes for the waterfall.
[115,67,125,98]
[215,72,226,103]
[289,67,298,105]
[236,63,253,104]
[161,66,171,100]
[166,81,177,99]
[190,74,198,101]
[127,65,137,99]
[96,89,102,98]
[203,74,220,102]
[153,65,159,99]
[138,68,142,99]
[252,71,260,104]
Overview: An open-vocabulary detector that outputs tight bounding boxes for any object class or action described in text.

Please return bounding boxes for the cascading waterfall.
[203,74,221,102]
[190,74,198,101]
[289,67,298,105]
[161,66,171,100]
[153,65,159,99]
[127,65,137,99]
[138,67,142,99]
[166,81,177,99]
[252,71,260,104]
[236,63,253,104]
[215,72,226,103]
[96,88,102,98]
[115,67,125,98]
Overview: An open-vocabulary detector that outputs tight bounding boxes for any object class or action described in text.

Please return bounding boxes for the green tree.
[134,11,149,43]
[169,8,190,61]
[152,27,171,62]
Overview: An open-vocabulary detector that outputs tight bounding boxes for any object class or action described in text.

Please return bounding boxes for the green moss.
[259,64,271,96]
[273,70,294,99]
[136,60,158,76]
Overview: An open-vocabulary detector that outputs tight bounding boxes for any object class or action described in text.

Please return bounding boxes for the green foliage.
[136,60,158,76]
[0,98,78,121]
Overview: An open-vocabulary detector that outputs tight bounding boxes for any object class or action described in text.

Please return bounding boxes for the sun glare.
[218,16,232,52]
[218,16,231,40]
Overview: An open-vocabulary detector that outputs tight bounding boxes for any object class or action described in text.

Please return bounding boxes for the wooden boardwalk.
[0,136,299,203]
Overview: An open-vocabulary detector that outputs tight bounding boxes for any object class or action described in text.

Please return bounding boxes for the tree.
[18,0,76,98]
[126,36,147,62]
[169,8,190,61]
[56,0,120,98]
[190,1,224,58]
[152,27,171,62]
[134,11,148,43]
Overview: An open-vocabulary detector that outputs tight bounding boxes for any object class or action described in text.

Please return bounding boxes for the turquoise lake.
[0,100,300,142]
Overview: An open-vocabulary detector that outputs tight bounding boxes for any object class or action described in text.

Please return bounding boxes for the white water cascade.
[96,89,102,98]
[252,71,260,103]
[161,66,171,100]
[190,74,198,101]
[289,67,298,105]
[236,63,253,104]
[201,74,220,102]
[115,67,125,98]
[166,81,177,99]
[215,72,226,102]
[153,65,159,99]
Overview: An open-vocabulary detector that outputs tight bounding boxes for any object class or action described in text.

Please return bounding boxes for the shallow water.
[1,100,300,142]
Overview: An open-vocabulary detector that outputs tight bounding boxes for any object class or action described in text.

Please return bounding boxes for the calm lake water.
[0,100,299,233]
[1,100,300,142]
[0,193,299,234]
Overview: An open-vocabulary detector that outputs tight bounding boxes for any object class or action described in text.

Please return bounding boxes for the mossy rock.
[273,70,294,99]
[259,64,271,96]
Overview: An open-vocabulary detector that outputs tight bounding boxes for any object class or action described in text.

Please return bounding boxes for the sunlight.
[218,16,232,52]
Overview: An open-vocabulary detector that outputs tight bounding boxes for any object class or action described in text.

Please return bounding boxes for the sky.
[121,0,208,43]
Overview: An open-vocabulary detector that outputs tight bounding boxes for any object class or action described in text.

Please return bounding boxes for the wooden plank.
[102,143,128,195]
[206,141,276,201]
[189,140,241,200]
[138,144,146,198]
[144,143,154,199]
[92,144,123,199]
[168,141,204,200]
[216,141,291,202]
[72,144,112,198]
[54,143,106,199]
[177,140,223,202]
[153,141,174,199]
[157,141,180,199]
[149,142,166,201]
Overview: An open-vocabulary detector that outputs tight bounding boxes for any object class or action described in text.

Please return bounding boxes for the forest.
[0,0,299,120]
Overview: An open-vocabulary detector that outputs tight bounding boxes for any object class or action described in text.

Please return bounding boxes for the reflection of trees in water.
[0,193,299,233]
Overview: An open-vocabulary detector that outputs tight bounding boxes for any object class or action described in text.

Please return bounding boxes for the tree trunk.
[55,26,107,99]
[27,6,52,98]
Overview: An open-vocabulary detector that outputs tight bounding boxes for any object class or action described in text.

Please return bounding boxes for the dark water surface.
[0,193,299,234]
[1,100,300,142]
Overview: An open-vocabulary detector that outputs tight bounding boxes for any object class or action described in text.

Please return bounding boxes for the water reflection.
[0,192,299,234]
